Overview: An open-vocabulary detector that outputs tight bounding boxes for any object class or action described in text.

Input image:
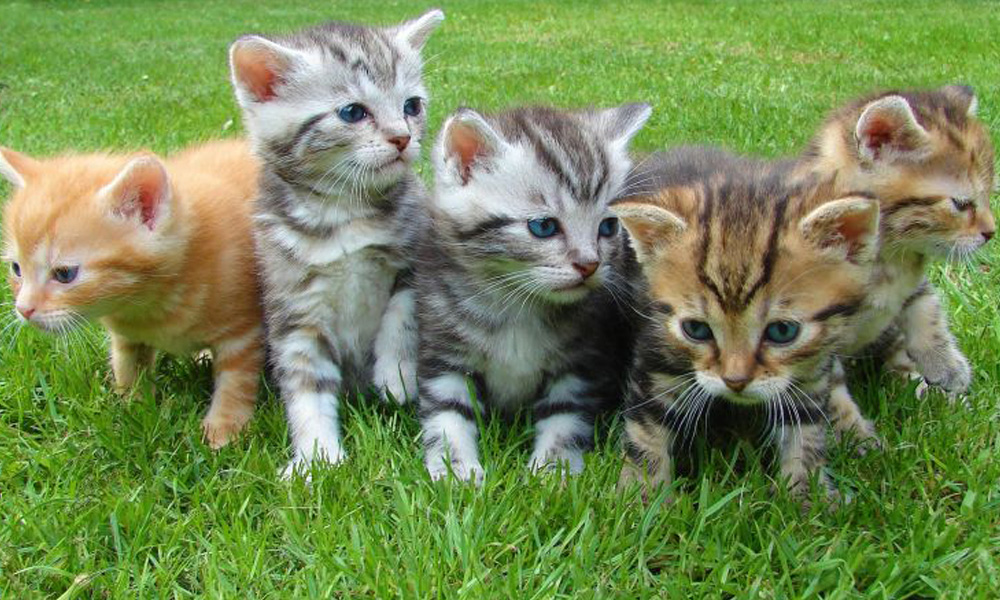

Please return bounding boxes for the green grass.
[2,0,1000,597]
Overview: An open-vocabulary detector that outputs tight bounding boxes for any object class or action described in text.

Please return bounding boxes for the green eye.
[681,319,713,342]
[764,320,800,345]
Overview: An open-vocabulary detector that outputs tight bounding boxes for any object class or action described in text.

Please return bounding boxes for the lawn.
[2,0,999,597]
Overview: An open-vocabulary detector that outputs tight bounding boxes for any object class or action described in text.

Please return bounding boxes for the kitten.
[0,140,264,448]
[228,10,444,475]
[414,104,651,482]
[615,151,881,502]
[795,85,996,438]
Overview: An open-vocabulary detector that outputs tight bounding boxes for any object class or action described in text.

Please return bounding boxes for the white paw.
[528,448,585,475]
[373,361,417,404]
[279,443,347,481]
[427,458,485,485]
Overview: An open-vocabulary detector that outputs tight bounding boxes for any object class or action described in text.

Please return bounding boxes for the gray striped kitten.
[414,104,651,482]
[228,9,443,475]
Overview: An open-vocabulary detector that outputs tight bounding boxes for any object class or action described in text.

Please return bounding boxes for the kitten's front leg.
[827,359,880,452]
[271,321,346,478]
[778,421,838,505]
[900,285,971,398]
[372,285,418,404]
[202,327,264,449]
[109,333,156,394]
[420,372,484,484]
[528,375,595,475]
[617,407,677,499]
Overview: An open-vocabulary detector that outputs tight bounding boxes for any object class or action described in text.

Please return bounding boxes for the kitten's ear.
[854,96,931,163]
[800,196,880,264]
[613,200,687,262]
[229,36,304,103]
[100,156,172,231]
[941,84,978,117]
[597,103,652,146]
[441,109,504,185]
[0,147,40,189]
[393,8,445,51]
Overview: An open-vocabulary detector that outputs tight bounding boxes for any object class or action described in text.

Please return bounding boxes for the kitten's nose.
[388,135,411,152]
[983,229,995,243]
[723,375,749,393]
[16,305,35,319]
[573,262,599,279]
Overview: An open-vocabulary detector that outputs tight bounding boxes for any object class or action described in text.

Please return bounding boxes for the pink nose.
[573,262,599,279]
[17,305,35,319]
[388,135,410,152]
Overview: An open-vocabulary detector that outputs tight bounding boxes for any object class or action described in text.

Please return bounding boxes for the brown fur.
[615,160,881,504]
[796,85,997,435]
[1,139,264,448]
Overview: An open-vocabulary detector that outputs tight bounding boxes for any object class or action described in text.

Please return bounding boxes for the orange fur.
[1,139,264,448]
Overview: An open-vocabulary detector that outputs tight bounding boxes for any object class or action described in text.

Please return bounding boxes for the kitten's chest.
[474,316,563,410]
[850,261,925,351]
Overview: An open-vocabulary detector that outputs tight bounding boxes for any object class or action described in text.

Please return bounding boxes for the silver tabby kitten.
[228,10,444,475]
[414,104,651,482]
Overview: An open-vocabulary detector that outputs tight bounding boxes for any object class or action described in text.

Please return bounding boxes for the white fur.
[422,398,483,484]
[372,287,418,403]
[528,413,588,474]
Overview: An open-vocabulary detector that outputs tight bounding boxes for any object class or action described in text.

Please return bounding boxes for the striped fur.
[228,10,443,475]
[0,140,264,448]
[795,85,996,435]
[616,153,881,503]
[414,104,650,482]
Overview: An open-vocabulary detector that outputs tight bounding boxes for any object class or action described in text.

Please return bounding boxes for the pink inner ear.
[117,162,167,231]
[448,123,486,184]
[836,212,872,260]
[233,47,282,102]
[861,117,895,158]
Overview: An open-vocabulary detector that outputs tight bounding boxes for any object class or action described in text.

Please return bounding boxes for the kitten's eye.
[527,218,560,238]
[10,262,21,278]
[403,97,422,117]
[598,217,619,238]
[338,103,369,124]
[764,320,800,345]
[52,266,79,284]
[951,197,974,211]
[681,319,714,342]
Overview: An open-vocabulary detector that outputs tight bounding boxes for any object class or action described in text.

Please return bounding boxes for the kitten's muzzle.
[723,375,750,393]
[572,261,598,279]
[387,135,411,152]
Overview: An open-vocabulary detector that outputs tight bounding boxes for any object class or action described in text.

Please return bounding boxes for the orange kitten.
[0,139,264,448]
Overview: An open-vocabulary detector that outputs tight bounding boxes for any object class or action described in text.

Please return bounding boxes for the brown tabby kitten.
[795,85,996,440]
[0,140,264,448]
[615,151,881,502]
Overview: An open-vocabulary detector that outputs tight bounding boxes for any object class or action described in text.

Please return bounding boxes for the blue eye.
[52,266,79,284]
[764,320,800,344]
[403,97,422,117]
[681,319,713,342]
[598,217,619,238]
[11,262,20,277]
[527,218,560,238]
[338,103,368,123]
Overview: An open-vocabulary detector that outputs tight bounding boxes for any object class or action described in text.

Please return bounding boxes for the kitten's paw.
[201,410,252,450]
[280,444,347,481]
[372,362,417,405]
[427,459,485,485]
[528,448,585,476]
[833,417,882,456]
[915,350,971,397]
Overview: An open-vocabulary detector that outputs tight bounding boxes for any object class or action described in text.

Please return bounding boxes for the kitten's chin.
[539,284,592,305]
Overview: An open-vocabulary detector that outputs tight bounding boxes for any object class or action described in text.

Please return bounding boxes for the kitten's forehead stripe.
[275,20,403,89]
[492,107,612,204]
